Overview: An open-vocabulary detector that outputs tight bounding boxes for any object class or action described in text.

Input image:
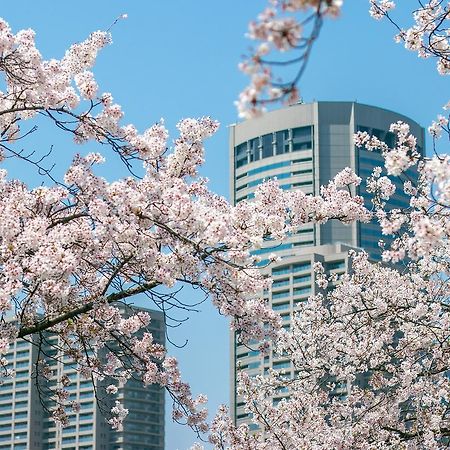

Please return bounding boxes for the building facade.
[229,101,425,427]
[0,306,165,450]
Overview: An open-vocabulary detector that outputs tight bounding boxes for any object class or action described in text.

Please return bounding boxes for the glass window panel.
[275,131,286,155]
[261,133,273,158]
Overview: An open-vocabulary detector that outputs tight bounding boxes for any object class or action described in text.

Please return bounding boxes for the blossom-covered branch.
[236,0,342,118]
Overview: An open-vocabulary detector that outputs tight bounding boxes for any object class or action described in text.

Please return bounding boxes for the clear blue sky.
[0,2,446,449]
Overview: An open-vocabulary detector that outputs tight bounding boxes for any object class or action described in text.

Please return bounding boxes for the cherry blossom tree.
[193,1,450,448]
[0,16,370,432]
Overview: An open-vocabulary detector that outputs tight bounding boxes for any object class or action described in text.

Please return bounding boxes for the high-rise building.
[0,306,165,450]
[229,101,425,428]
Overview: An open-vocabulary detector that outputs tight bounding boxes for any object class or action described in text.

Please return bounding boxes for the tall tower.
[0,306,165,450]
[229,101,425,428]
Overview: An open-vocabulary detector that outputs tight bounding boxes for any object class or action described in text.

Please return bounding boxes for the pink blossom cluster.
[236,0,342,118]
[355,121,419,176]
[369,1,450,75]
[206,248,450,448]
[366,167,396,206]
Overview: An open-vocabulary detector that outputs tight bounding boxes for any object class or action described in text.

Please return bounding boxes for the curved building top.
[229,100,425,257]
[230,101,423,148]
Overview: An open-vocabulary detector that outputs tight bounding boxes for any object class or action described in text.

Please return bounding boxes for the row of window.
[0,400,27,411]
[236,168,313,192]
[0,432,26,441]
[272,263,311,276]
[236,157,313,185]
[272,286,312,299]
[235,127,314,168]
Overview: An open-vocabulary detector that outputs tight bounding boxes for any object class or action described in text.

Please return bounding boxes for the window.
[248,361,260,369]
[15,391,28,399]
[78,434,93,442]
[275,130,287,155]
[251,242,292,256]
[272,266,290,276]
[292,262,311,273]
[292,168,313,176]
[80,402,93,410]
[79,413,93,421]
[248,138,259,162]
[293,180,313,187]
[292,126,313,150]
[272,278,289,289]
[79,391,93,399]
[292,157,312,164]
[273,360,290,369]
[293,240,314,247]
[293,286,311,296]
[293,274,311,284]
[272,290,290,300]
[272,302,290,311]
[15,371,28,379]
[247,161,290,177]
[13,433,27,439]
[325,260,345,270]
[235,143,247,168]
[261,133,273,158]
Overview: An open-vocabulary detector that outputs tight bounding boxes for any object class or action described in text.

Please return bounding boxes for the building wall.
[229,101,425,426]
[0,307,165,450]
[0,338,42,450]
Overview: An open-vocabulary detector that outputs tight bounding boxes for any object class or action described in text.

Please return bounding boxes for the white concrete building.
[229,101,425,428]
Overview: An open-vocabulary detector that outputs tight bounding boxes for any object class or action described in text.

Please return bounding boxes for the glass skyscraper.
[229,101,425,428]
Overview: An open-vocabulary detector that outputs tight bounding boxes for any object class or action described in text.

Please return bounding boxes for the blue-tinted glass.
[261,133,273,158]
[272,290,290,300]
[293,286,311,296]
[247,161,290,177]
[251,243,292,255]
[249,138,260,162]
[235,143,246,158]
[273,302,290,311]
[275,131,286,155]
[292,126,312,150]
[292,263,311,272]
